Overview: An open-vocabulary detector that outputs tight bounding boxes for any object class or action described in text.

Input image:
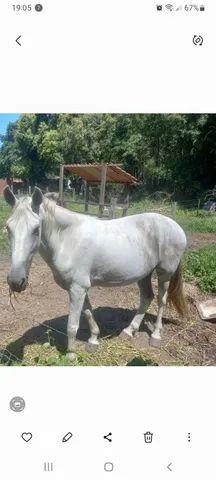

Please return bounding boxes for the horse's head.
[4,186,43,292]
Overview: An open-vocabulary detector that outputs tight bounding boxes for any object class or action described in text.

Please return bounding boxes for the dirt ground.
[0,231,216,366]
[187,232,216,249]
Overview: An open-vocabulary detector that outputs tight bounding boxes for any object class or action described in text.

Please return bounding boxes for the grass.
[128,198,171,215]
[67,199,216,232]
[0,337,158,366]
[0,202,10,252]
[67,201,99,215]
[176,208,216,233]
[184,243,216,293]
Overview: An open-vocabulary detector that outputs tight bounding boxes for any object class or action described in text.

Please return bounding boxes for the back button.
[15,35,22,46]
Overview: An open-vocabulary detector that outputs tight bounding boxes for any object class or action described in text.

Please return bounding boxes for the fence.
[1,193,216,233]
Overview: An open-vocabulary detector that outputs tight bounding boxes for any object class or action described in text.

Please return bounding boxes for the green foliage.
[126,356,158,366]
[176,209,216,233]
[0,114,61,182]
[0,342,155,367]
[0,201,10,251]
[1,113,216,194]
[184,245,216,293]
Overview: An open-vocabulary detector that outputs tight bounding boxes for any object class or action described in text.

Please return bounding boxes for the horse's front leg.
[83,294,100,349]
[67,283,86,361]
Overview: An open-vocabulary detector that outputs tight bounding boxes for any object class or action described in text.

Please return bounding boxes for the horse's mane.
[10,194,91,234]
[43,197,56,216]
[42,197,84,233]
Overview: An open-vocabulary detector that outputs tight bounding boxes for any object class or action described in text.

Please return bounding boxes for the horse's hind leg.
[150,271,170,347]
[123,274,154,337]
[84,294,100,346]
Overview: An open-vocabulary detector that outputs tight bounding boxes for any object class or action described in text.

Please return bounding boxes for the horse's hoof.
[66,352,77,361]
[88,337,99,346]
[121,328,133,338]
[86,343,99,353]
[149,336,161,348]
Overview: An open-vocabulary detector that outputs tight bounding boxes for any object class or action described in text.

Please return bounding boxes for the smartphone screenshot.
[0,0,215,478]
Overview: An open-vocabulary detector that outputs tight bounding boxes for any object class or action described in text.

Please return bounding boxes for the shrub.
[184,244,216,293]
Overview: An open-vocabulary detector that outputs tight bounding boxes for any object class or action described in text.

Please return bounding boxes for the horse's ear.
[31,187,43,213]
[3,186,17,207]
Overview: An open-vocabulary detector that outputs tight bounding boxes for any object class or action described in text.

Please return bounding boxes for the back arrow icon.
[167,462,172,471]
[16,35,22,46]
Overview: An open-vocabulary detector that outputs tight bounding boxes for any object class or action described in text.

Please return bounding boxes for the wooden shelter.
[59,164,138,217]
[0,177,23,195]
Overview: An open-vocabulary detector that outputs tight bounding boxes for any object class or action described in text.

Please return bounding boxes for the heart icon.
[21,432,33,442]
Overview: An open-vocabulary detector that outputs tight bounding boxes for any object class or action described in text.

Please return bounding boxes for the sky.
[0,114,20,137]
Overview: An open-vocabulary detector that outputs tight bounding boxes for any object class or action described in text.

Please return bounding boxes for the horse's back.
[89,212,186,283]
[130,212,187,273]
[102,212,186,249]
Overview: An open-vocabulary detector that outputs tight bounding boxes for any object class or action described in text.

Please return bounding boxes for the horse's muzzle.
[7,274,28,292]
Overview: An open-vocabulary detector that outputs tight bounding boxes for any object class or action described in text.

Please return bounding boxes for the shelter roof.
[64,164,138,184]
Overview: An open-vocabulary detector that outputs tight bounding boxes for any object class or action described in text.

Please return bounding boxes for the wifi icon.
[165,4,174,10]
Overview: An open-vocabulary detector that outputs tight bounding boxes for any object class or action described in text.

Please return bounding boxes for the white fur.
[5,189,187,355]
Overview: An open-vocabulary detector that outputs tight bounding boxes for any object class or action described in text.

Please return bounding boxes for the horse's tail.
[167,261,188,318]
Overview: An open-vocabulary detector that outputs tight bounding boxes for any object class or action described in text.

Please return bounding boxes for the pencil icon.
[62,432,73,443]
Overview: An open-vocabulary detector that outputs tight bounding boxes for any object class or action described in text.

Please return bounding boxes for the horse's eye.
[33,226,40,236]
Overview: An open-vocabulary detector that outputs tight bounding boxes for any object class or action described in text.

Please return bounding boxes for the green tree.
[1,113,216,197]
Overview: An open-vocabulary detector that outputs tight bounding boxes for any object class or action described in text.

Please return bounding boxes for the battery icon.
[200,5,205,10]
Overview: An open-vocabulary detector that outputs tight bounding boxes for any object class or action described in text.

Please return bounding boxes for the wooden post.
[109,197,117,219]
[59,164,64,207]
[72,188,76,201]
[84,181,89,213]
[122,194,129,217]
[171,201,177,218]
[98,164,107,218]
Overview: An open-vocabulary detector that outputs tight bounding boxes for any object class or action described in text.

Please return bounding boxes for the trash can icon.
[143,431,153,443]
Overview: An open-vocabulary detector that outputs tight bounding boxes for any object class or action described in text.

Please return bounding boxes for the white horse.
[4,186,188,360]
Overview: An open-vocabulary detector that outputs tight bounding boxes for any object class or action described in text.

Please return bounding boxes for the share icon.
[104,432,112,442]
